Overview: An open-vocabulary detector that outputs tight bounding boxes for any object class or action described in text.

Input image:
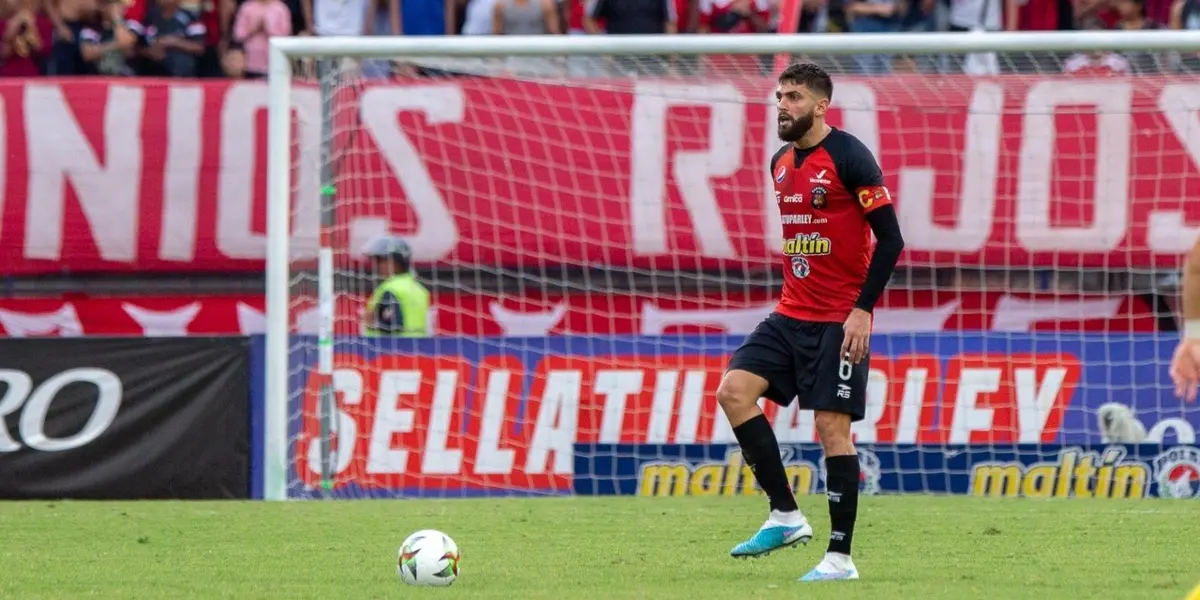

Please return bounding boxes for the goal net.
[263,32,1200,501]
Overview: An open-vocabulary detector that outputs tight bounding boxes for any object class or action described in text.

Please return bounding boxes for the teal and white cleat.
[798,552,860,582]
[729,512,813,558]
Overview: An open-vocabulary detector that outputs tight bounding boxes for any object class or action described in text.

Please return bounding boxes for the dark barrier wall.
[0,337,251,499]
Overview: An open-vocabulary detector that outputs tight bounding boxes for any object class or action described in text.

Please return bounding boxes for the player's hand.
[841,308,871,365]
[1170,338,1200,402]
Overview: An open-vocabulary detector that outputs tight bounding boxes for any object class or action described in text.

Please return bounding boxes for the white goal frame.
[263,30,1200,501]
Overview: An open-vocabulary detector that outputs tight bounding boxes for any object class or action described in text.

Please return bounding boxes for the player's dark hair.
[778,62,833,101]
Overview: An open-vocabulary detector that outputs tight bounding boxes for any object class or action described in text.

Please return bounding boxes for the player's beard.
[777,110,814,143]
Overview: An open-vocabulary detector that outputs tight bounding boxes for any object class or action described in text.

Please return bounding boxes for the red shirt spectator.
[1063,51,1130,75]
[1008,0,1072,30]
[698,0,769,32]
[698,0,770,76]
[675,0,693,31]
[0,0,54,76]
[566,0,585,30]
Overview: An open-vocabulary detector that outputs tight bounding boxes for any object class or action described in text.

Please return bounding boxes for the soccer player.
[1171,234,1200,401]
[716,62,905,582]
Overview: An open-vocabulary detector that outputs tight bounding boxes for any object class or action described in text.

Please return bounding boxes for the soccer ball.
[397,529,460,587]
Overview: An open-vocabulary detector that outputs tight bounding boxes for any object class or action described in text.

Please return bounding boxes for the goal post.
[264,31,1200,501]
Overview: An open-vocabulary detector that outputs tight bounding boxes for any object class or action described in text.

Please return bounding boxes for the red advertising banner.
[0,290,1156,337]
[1,76,1197,275]
[291,349,1084,491]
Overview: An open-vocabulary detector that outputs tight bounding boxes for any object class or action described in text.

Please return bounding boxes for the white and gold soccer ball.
[397,529,460,587]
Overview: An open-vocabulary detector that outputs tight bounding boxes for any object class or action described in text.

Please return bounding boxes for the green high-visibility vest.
[364,273,430,337]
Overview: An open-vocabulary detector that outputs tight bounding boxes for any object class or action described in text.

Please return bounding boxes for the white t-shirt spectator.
[313,0,370,34]
[460,0,498,33]
[949,0,1001,30]
[1064,51,1131,75]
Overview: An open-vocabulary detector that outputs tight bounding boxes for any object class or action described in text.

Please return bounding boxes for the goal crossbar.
[268,31,1200,59]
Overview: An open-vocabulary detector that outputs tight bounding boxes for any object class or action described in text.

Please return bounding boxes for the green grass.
[1,496,1198,599]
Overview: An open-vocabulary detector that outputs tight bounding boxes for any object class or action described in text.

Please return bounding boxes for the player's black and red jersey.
[770,127,892,324]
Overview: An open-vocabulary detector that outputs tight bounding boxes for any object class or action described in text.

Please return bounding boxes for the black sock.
[731,414,798,512]
[824,454,860,555]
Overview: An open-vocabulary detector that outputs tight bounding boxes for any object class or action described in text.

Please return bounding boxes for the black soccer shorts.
[726,312,870,422]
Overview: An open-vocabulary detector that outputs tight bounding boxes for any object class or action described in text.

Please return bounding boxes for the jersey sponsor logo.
[781,214,813,225]
[775,165,787,183]
[856,185,890,209]
[781,193,804,204]
[782,232,831,257]
[810,186,827,209]
[808,169,832,185]
[970,447,1148,498]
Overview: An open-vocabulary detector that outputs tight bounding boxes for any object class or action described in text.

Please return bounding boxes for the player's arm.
[1182,236,1200,337]
[839,138,904,363]
[1171,235,1200,400]
[842,142,904,315]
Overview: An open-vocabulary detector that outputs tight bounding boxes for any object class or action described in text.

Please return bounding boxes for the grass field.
[2,496,1198,600]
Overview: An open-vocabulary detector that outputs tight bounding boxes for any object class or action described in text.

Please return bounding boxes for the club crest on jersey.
[775,165,787,183]
[790,256,811,278]
[1153,446,1200,499]
[810,186,827,209]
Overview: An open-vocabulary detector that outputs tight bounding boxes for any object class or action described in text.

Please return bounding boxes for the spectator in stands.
[948,0,1000,31]
[191,0,222,75]
[452,0,495,33]
[585,0,676,75]
[1074,0,1119,27]
[1113,0,1164,72]
[1170,0,1200,28]
[492,0,559,33]
[221,0,301,61]
[0,0,55,75]
[134,0,208,77]
[844,0,901,74]
[1114,0,1160,27]
[221,38,244,74]
[362,235,430,338]
[75,0,138,75]
[301,0,365,37]
[1005,0,1074,31]
[795,0,830,32]
[697,0,770,33]
[1169,0,1200,71]
[368,0,399,36]
[47,0,94,74]
[1063,15,1131,74]
[584,0,675,34]
[696,0,771,75]
[492,0,560,75]
[44,0,80,52]
[676,0,696,31]
[231,0,290,77]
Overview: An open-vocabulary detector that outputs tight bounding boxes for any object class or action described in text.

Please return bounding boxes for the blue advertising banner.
[251,333,1200,498]
[572,443,1200,499]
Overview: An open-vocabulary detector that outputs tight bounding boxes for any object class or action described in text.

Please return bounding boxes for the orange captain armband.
[856,186,891,210]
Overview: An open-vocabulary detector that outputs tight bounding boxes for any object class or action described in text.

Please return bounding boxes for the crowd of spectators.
[0,0,1195,78]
